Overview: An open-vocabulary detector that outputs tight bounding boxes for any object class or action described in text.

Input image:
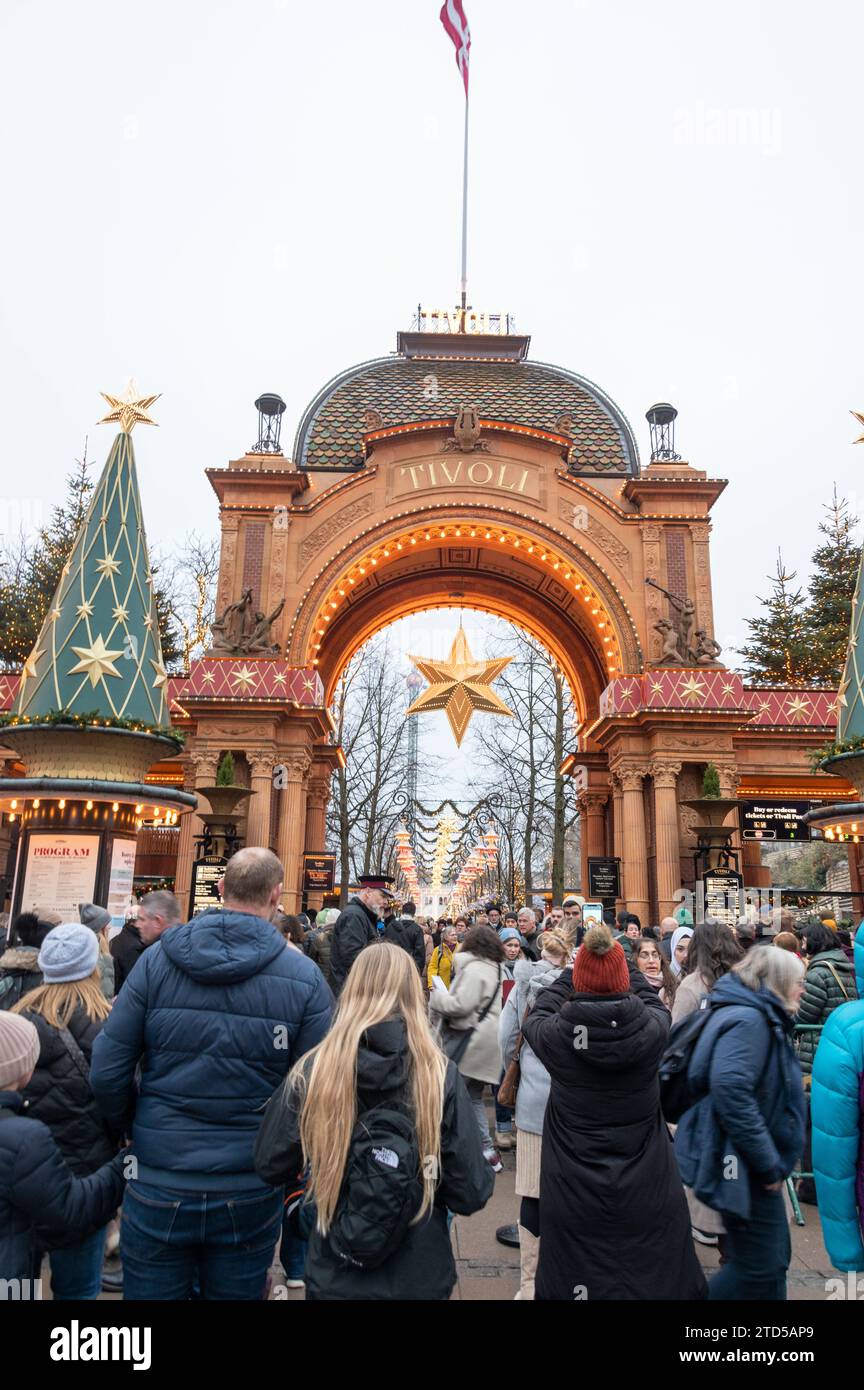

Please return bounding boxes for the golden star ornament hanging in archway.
[405,628,514,746]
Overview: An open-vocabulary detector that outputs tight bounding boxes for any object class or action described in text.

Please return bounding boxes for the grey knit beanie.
[38,923,100,984]
[79,902,111,933]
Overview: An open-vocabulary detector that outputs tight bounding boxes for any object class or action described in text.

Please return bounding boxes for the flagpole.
[460,90,469,323]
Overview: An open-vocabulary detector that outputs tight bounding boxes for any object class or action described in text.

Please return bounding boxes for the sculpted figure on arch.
[211,588,255,654]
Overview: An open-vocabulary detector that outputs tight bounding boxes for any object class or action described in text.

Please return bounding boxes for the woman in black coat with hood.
[13,924,118,1298]
[522,924,706,1302]
[255,942,493,1299]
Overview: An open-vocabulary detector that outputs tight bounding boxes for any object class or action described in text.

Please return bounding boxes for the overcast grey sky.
[2,0,863,679]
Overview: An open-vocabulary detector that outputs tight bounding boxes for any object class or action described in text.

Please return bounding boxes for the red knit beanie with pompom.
[572,924,630,995]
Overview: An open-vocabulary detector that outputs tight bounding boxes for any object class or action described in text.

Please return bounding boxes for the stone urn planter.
[678,795,740,847]
[195,784,255,820]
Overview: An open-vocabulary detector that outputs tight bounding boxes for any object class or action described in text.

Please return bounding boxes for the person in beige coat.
[671,920,742,1024]
[429,925,504,1172]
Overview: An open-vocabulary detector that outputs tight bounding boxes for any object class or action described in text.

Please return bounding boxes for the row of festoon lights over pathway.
[393,822,500,909]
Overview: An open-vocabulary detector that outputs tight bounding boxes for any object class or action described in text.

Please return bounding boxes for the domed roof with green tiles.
[16,384,169,729]
[293,334,640,475]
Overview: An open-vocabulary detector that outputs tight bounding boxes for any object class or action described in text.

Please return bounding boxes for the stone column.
[173,751,220,910]
[577,791,609,898]
[689,523,716,642]
[642,525,664,663]
[245,750,275,851]
[266,514,290,623]
[303,770,331,913]
[214,515,241,617]
[275,750,312,912]
[617,764,650,922]
[610,773,624,911]
[649,759,682,920]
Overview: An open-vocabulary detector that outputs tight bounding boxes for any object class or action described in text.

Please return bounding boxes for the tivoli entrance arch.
[115,323,856,914]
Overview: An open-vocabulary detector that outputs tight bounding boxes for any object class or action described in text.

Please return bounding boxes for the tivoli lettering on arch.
[394,459,537,501]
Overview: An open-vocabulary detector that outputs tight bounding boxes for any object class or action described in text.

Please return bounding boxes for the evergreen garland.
[0,706,184,749]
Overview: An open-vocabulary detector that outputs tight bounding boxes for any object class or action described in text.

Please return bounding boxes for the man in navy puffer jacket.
[91,847,332,1300]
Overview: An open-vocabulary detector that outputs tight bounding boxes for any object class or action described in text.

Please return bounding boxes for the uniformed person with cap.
[329,873,395,995]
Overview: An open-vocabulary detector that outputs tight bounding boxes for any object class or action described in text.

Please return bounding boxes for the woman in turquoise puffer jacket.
[855,920,864,999]
[811,999,864,1273]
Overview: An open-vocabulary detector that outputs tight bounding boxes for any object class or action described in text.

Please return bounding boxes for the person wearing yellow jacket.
[428,924,458,990]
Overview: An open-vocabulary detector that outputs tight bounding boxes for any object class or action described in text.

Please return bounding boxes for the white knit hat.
[38,922,100,984]
[0,1012,40,1089]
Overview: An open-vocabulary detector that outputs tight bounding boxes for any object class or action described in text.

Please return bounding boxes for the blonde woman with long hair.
[12,923,119,1299]
[255,942,493,1299]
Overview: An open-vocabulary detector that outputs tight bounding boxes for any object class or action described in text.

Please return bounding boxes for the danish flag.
[440,1,471,96]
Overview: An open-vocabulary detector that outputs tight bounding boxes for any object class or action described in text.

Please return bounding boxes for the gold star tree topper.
[99,378,160,433]
[406,628,513,746]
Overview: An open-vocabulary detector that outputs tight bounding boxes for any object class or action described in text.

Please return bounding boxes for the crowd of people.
[1,860,864,1302]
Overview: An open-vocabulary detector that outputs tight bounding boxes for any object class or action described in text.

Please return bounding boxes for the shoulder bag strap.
[473,966,501,1026]
[57,1025,92,1083]
[822,960,853,1002]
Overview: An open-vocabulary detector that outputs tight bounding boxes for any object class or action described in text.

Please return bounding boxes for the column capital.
[305,773,330,808]
[247,749,275,778]
[189,750,220,782]
[648,759,682,789]
[713,761,740,797]
[275,749,313,783]
[613,761,647,792]
[578,790,609,815]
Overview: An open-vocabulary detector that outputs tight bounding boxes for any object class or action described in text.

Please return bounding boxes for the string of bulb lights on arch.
[301,518,633,681]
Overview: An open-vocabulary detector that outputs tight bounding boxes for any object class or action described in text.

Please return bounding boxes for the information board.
[303,853,336,894]
[189,855,227,917]
[703,867,744,928]
[587,857,620,900]
[19,833,101,921]
[106,838,137,926]
[739,800,813,842]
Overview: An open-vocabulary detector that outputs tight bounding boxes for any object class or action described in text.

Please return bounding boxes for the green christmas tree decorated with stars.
[14,381,170,732]
[834,530,864,748]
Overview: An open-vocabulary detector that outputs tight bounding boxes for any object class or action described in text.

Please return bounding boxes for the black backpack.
[328,1101,423,1270]
[658,1000,715,1122]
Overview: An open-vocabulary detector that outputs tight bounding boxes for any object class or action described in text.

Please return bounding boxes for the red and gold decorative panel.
[181,659,324,705]
[600,670,748,716]
[599,675,838,729]
[742,688,837,729]
[0,663,324,713]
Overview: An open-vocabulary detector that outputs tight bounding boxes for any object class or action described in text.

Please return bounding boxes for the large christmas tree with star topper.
[12,382,172,734]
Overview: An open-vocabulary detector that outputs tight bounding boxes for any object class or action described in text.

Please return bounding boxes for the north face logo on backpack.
[372,1146,399,1169]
